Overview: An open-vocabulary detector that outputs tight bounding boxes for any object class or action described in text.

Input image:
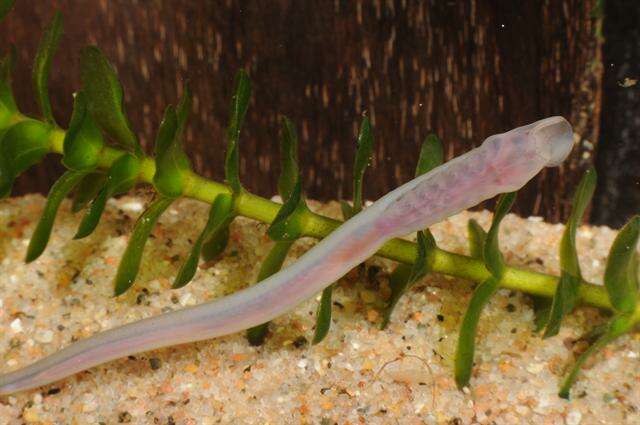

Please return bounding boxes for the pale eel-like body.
[0,117,574,394]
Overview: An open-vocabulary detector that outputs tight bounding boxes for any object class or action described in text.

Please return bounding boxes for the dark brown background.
[1,0,636,225]
[593,0,640,227]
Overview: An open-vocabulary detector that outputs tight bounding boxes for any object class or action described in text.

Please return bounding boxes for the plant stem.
[19,114,618,314]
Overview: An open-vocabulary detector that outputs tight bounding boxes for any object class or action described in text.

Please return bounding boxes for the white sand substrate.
[0,194,638,424]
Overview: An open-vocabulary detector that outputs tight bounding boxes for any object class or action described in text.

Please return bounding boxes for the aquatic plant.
[0,7,638,398]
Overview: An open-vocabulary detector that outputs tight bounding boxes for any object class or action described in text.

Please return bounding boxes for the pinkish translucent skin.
[0,116,573,395]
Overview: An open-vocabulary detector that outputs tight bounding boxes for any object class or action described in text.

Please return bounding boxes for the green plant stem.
[12,114,624,317]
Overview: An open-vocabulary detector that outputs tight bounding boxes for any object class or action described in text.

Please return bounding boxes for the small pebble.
[10,318,22,333]
[526,363,544,374]
[179,293,196,306]
[22,408,40,423]
[121,202,143,212]
[149,357,162,370]
[118,411,133,423]
[293,336,308,348]
[35,329,54,343]
[566,410,582,425]
[82,398,97,413]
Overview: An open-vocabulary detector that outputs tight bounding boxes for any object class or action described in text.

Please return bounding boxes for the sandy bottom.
[0,194,638,424]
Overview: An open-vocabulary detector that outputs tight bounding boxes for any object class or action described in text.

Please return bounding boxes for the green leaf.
[246,322,270,346]
[200,223,232,262]
[532,296,552,332]
[483,192,516,279]
[0,83,14,127]
[1,120,52,173]
[0,45,15,82]
[0,0,15,21]
[278,117,300,200]
[224,70,251,193]
[604,216,640,313]
[467,219,487,259]
[312,283,334,344]
[543,273,581,337]
[176,84,192,134]
[246,240,294,345]
[25,170,87,262]
[544,168,596,337]
[0,49,17,127]
[560,167,596,276]
[0,46,14,79]
[153,105,192,198]
[104,153,140,194]
[0,120,52,197]
[173,194,234,288]
[114,196,174,295]
[383,264,411,318]
[74,153,140,239]
[200,199,236,263]
[351,117,374,216]
[267,118,309,242]
[590,0,604,19]
[409,231,435,279]
[62,91,105,170]
[559,314,633,399]
[154,106,178,155]
[0,133,12,197]
[71,172,106,213]
[0,93,14,130]
[381,230,435,328]
[74,188,109,239]
[454,276,501,388]
[415,133,444,177]
[267,180,308,241]
[33,11,62,124]
[454,192,515,389]
[247,117,304,344]
[80,46,141,156]
[339,201,353,221]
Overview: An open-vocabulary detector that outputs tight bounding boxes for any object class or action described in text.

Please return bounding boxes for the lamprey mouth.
[530,116,574,167]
